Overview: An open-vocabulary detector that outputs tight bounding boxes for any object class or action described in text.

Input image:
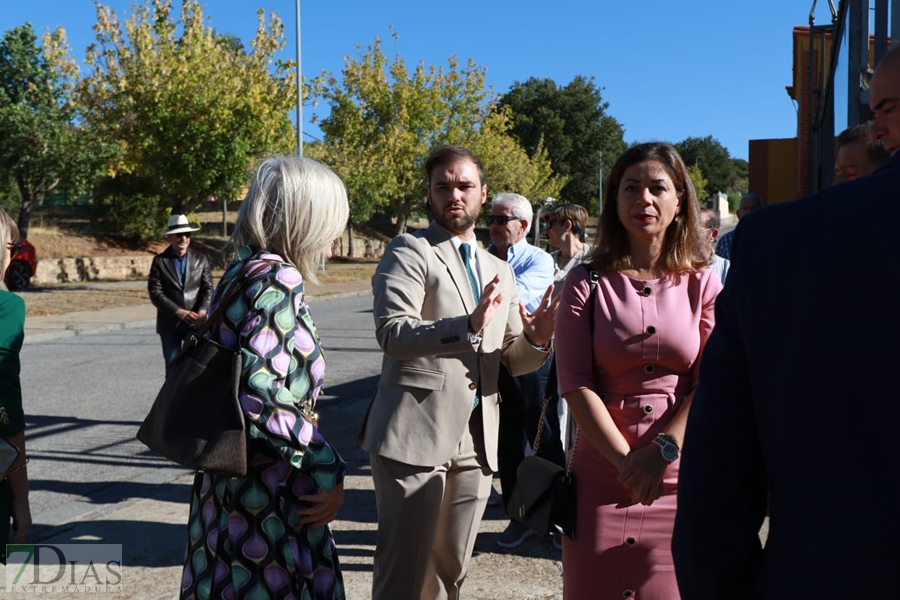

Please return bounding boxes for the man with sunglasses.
[487,193,561,549]
[148,214,213,371]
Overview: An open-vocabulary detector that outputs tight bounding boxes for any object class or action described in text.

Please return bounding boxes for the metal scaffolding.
[807,0,899,193]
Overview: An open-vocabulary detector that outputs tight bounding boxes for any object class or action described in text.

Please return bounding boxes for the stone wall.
[35,256,155,284]
[32,236,387,285]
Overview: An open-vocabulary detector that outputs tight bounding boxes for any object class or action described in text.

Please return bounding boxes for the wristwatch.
[652,433,680,463]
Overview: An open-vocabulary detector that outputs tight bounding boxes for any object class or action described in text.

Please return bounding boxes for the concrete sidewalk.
[16,278,565,599]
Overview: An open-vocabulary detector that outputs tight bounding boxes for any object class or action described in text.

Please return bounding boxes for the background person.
[541,203,592,468]
[673,45,900,600]
[554,142,721,599]
[833,122,890,184]
[148,214,213,369]
[180,157,349,600]
[359,145,557,599]
[714,193,762,261]
[543,203,593,298]
[0,208,31,561]
[486,192,560,550]
[699,208,729,283]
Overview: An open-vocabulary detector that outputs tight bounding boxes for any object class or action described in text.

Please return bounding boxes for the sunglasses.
[174,232,191,239]
[485,215,522,226]
[6,241,21,259]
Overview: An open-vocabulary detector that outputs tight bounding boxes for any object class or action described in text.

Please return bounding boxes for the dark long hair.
[586,142,708,274]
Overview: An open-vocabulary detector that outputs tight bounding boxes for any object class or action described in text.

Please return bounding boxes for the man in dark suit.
[148,214,213,369]
[359,145,557,599]
[673,46,900,599]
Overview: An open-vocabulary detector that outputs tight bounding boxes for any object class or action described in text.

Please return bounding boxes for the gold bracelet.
[5,457,29,477]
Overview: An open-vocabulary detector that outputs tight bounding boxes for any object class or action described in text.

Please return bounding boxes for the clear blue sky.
[1,0,855,161]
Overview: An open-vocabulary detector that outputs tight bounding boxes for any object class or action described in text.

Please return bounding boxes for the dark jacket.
[672,151,900,599]
[148,246,213,335]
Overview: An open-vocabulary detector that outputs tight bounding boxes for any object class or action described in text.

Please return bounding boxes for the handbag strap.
[193,259,277,339]
[532,264,599,480]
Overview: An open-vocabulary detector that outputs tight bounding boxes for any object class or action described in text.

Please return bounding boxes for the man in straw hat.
[148,214,213,371]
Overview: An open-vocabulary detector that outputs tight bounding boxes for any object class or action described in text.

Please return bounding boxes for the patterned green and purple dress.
[180,247,346,600]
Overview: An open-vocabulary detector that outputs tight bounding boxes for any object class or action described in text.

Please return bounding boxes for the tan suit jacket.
[358,222,548,472]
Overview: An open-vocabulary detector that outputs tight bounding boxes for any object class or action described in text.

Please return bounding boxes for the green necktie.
[459,243,481,410]
[459,243,481,302]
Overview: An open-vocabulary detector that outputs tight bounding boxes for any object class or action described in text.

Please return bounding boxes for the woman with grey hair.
[180,157,350,600]
[0,208,31,562]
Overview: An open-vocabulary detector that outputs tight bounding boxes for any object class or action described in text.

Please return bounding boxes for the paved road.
[17,294,564,599]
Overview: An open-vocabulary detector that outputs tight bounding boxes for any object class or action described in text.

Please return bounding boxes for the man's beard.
[432,203,478,235]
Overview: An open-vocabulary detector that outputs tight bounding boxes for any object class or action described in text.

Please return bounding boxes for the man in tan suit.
[359,145,558,599]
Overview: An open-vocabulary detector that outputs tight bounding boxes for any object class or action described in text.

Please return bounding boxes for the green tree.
[312,32,493,236]
[466,108,566,206]
[74,0,297,226]
[686,164,709,205]
[674,136,736,199]
[0,23,113,236]
[497,76,626,212]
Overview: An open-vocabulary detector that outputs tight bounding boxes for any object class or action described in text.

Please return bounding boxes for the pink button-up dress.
[555,267,720,600]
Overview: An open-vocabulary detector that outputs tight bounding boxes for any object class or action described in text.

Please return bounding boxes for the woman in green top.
[0,208,31,562]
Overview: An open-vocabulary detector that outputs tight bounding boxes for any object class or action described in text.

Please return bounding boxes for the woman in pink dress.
[555,142,721,599]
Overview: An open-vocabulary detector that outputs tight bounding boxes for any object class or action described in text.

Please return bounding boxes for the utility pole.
[296,0,303,157]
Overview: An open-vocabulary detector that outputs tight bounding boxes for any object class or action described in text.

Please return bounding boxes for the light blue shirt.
[710,253,730,283]
[490,238,554,313]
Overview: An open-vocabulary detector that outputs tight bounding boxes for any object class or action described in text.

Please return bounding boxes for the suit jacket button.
[644,363,655,373]
[625,536,637,545]
[642,286,652,296]
[643,405,653,414]
[468,382,477,390]
[645,325,657,335]
[623,590,634,598]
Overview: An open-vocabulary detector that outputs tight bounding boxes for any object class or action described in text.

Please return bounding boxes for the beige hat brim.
[166,225,201,235]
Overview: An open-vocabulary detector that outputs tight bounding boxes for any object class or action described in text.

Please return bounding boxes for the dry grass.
[22,260,377,318]
[23,285,151,317]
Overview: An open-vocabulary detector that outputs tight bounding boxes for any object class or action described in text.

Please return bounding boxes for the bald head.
[869,45,900,156]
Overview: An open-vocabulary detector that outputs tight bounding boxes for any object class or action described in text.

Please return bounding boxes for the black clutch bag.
[507,452,577,539]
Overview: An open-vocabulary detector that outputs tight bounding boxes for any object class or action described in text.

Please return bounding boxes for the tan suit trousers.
[370,409,493,600]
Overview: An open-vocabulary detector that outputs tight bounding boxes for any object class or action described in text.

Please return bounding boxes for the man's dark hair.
[699,208,720,231]
[424,145,484,185]
[837,123,890,166]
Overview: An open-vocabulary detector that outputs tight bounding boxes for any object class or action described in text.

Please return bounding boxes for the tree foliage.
[313,32,493,235]
[674,135,738,199]
[685,164,708,205]
[465,108,566,205]
[0,23,113,236]
[73,0,297,224]
[498,76,626,212]
[312,35,564,236]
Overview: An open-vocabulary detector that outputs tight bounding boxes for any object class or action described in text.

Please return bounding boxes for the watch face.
[662,443,678,462]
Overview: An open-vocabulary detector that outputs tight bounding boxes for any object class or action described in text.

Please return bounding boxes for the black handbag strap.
[533,264,599,479]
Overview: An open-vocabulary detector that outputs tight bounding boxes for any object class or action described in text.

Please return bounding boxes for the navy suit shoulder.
[674,152,900,599]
